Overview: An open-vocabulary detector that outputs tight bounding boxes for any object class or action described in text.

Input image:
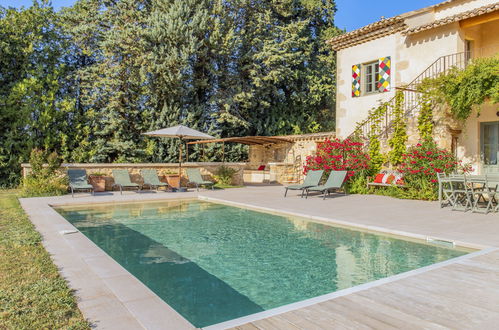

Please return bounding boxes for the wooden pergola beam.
[187,136,293,145]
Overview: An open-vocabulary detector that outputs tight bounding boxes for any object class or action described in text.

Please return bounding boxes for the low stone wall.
[21,162,248,190]
[267,162,303,184]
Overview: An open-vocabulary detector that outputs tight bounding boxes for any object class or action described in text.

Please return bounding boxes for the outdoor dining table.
[439,174,499,213]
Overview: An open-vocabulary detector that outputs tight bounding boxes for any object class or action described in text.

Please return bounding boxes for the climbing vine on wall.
[388,91,407,165]
[418,56,499,120]
[368,102,388,172]
[417,93,433,141]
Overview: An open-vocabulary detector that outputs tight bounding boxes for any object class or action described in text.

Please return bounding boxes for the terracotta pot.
[89,175,106,192]
[165,174,180,188]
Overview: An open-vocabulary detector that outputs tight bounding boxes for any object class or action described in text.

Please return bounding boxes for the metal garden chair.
[448,174,473,211]
[437,172,454,208]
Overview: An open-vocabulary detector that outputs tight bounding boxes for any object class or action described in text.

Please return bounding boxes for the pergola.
[186,136,293,161]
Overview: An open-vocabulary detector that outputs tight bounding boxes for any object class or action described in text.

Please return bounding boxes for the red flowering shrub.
[304,138,370,180]
[398,139,470,199]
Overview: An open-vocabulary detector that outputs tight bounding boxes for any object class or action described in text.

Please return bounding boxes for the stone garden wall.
[21,162,247,190]
[21,132,335,188]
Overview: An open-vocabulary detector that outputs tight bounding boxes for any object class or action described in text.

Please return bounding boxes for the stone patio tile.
[63,232,107,258]
[102,274,156,303]
[79,295,144,329]
[82,255,130,279]
[124,296,195,330]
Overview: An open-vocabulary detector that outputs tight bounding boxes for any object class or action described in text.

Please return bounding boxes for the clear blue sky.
[2,0,444,32]
[335,0,443,31]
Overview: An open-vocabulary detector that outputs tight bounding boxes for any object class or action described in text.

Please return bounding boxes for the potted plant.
[162,170,180,189]
[213,165,239,186]
[89,172,107,192]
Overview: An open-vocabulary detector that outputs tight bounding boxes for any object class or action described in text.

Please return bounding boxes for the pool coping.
[19,192,497,330]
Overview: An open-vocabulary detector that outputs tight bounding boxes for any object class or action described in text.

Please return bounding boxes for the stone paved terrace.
[20,185,499,329]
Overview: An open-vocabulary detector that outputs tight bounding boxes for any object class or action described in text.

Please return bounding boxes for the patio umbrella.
[143,125,215,182]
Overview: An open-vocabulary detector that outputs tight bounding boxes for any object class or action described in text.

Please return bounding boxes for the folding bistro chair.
[449,174,473,211]
[437,172,453,208]
[470,175,495,214]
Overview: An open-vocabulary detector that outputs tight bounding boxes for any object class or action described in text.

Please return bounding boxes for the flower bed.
[304,138,370,180]
[397,139,470,200]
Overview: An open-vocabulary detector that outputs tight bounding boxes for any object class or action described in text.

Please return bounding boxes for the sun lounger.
[112,169,141,194]
[284,169,324,197]
[186,168,214,191]
[141,169,168,191]
[68,169,94,197]
[305,170,347,200]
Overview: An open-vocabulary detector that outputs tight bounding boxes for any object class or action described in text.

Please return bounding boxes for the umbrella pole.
[178,138,182,187]
[222,142,225,163]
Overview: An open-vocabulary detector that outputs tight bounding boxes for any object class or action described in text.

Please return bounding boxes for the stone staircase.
[349,51,470,147]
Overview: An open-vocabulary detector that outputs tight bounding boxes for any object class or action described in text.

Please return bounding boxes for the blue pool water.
[56,200,468,327]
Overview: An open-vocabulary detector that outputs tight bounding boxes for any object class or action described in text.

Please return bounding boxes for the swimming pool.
[56,199,468,327]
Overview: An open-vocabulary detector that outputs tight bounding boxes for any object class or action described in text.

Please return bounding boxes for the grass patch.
[0,190,89,328]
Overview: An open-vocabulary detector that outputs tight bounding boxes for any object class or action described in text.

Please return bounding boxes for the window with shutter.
[364,61,379,94]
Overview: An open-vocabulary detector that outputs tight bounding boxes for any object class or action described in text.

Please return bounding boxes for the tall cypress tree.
[89,0,151,162]
[145,0,213,162]
[59,0,104,162]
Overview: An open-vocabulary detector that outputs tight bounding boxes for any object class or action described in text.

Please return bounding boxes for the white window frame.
[363,61,379,95]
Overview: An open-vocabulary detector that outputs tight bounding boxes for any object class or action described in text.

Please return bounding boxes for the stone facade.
[329,0,499,174]
[247,132,335,183]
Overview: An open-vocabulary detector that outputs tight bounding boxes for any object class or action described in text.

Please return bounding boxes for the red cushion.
[386,174,395,184]
[257,165,266,171]
[373,174,385,183]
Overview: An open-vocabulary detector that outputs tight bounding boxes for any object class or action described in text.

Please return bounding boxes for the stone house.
[328,0,498,173]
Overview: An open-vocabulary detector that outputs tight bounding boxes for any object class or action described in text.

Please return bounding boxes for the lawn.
[0,190,89,328]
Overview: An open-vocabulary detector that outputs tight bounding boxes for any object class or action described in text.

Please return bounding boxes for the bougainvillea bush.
[304,138,371,181]
[397,139,470,200]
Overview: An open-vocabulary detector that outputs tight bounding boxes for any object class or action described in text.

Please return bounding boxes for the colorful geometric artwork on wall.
[352,64,361,97]
[378,56,391,92]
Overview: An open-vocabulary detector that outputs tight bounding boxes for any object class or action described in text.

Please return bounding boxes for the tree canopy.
[0,0,340,186]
